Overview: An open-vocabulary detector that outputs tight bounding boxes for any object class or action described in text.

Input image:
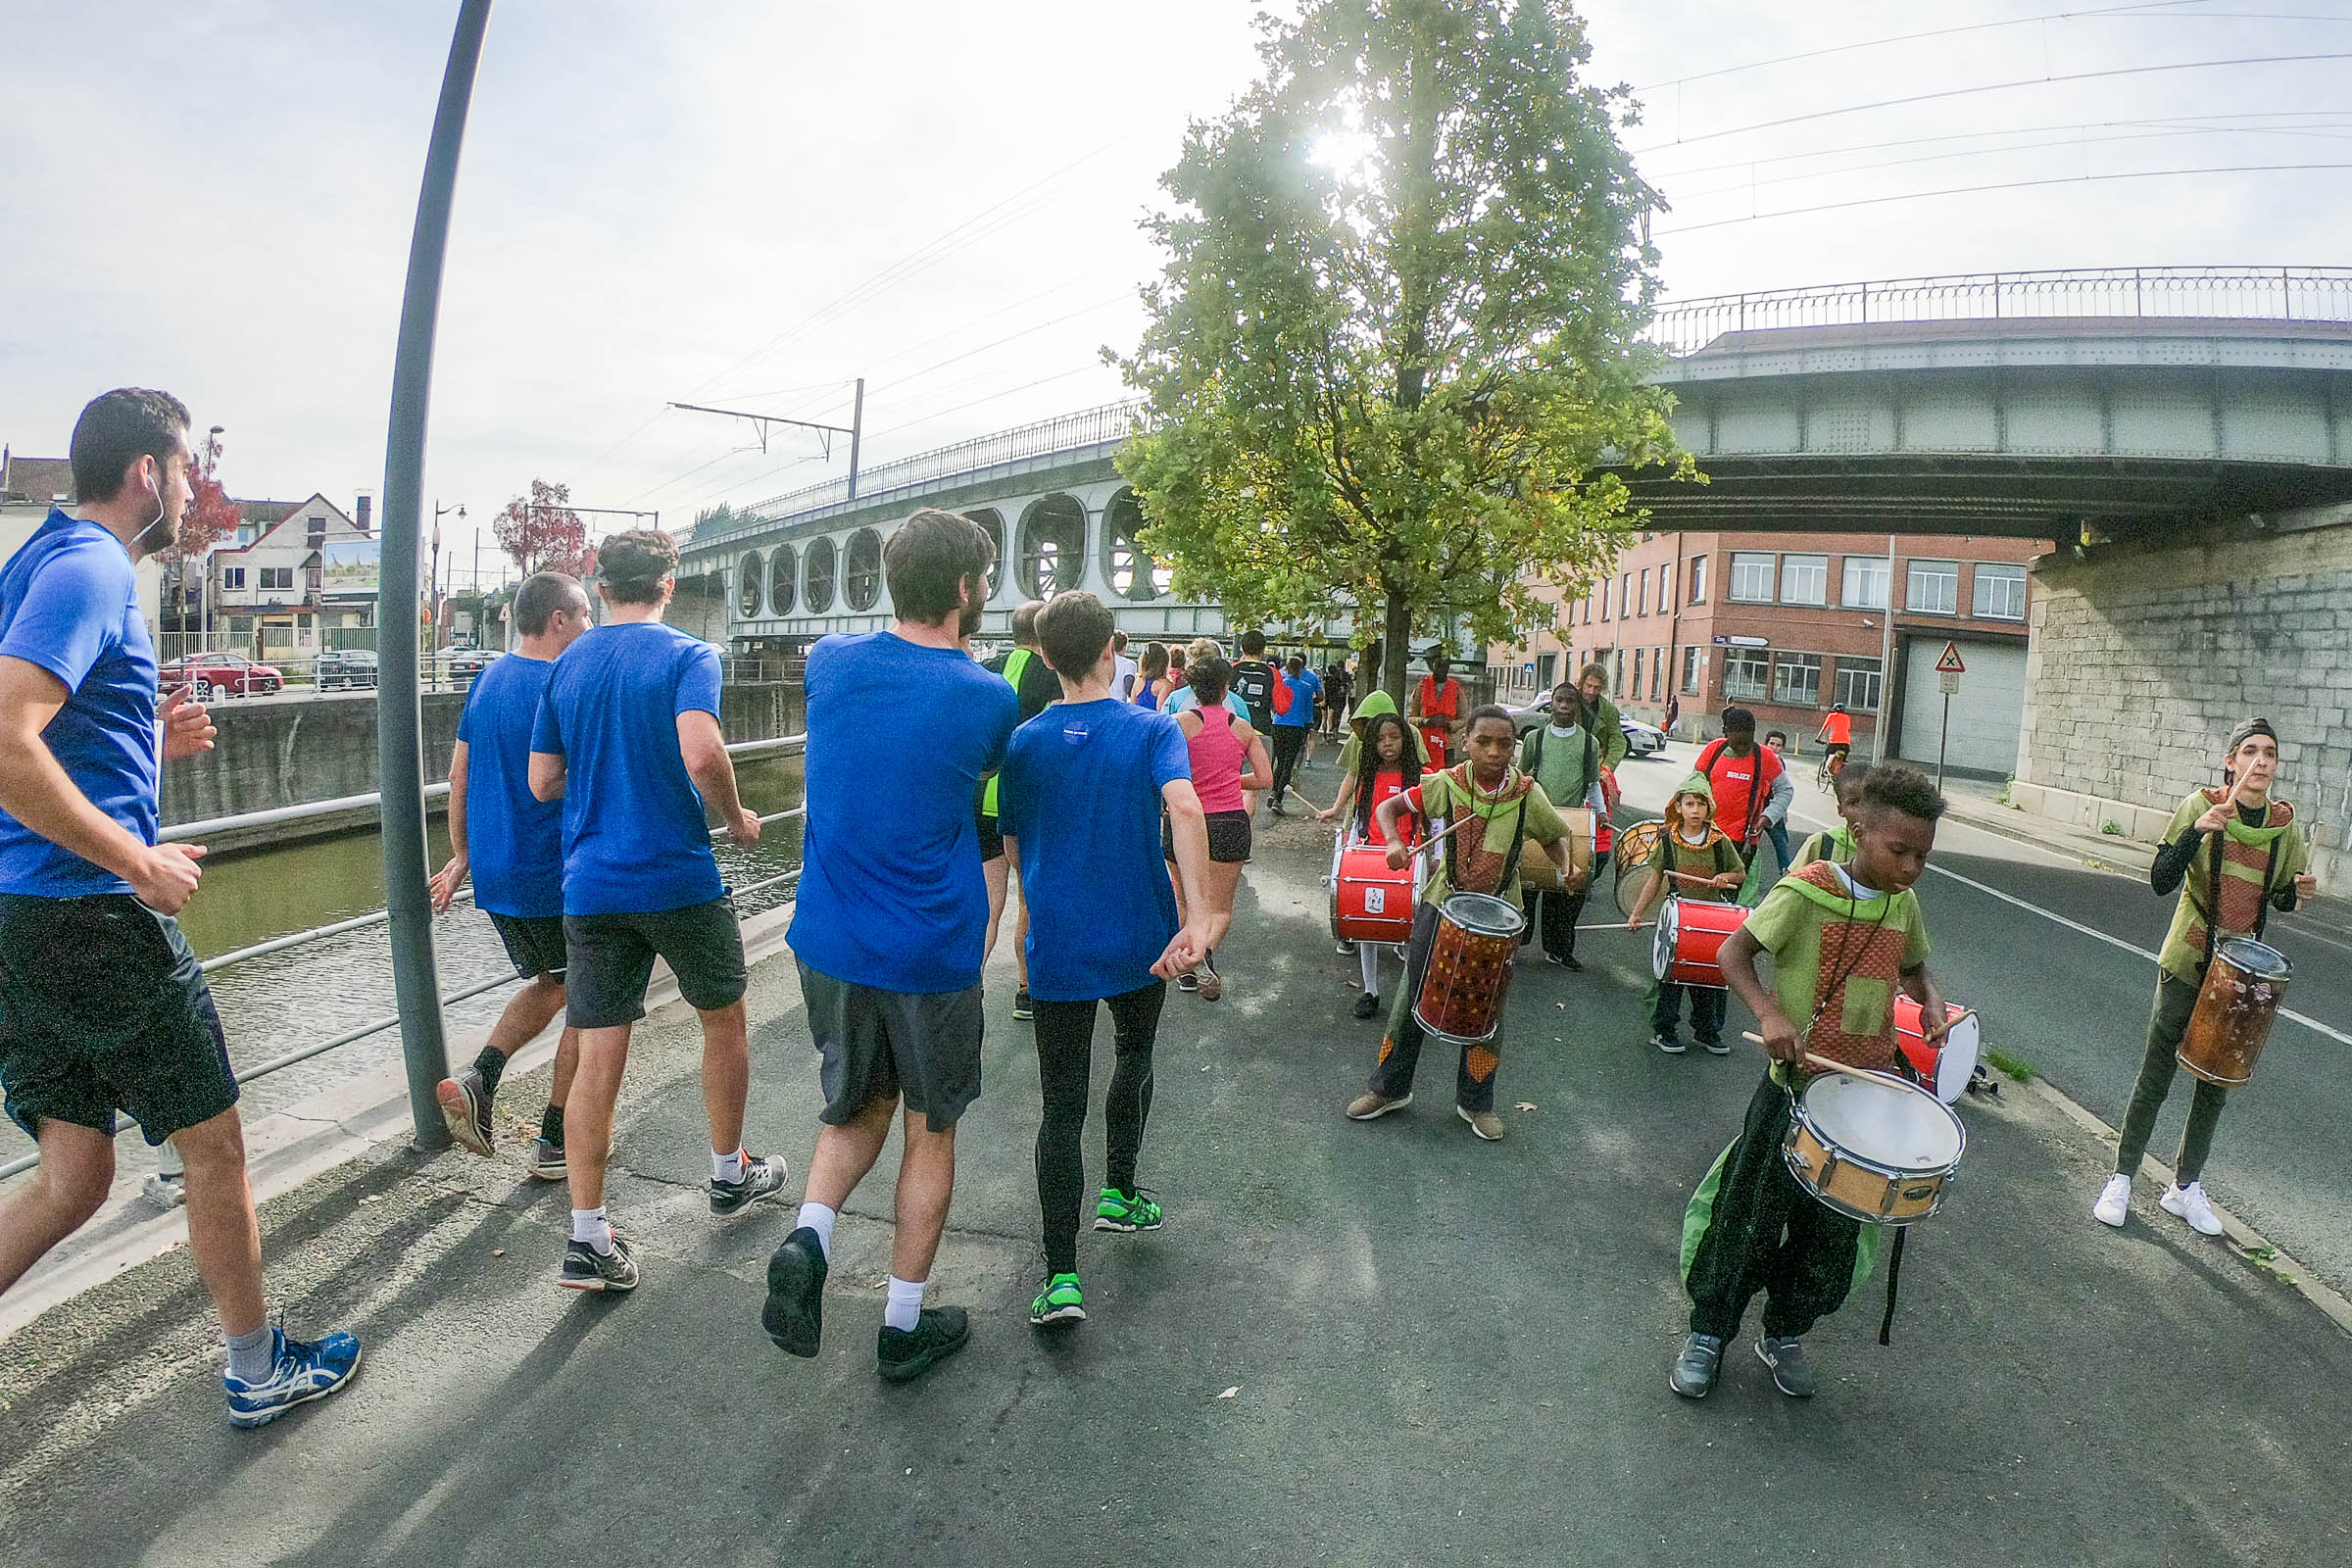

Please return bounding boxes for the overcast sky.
[4,1,2347,584]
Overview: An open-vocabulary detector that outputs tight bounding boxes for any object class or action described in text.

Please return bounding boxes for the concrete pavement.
[3,747,2350,1566]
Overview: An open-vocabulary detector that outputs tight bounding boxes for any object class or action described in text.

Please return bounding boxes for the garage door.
[1899,637,2026,776]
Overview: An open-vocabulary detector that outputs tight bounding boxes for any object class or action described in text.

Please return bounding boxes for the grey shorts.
[564,898,747,1029]
[797,960,984,1131]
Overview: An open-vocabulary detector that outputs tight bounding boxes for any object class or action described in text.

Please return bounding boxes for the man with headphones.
[0,389,361,1426]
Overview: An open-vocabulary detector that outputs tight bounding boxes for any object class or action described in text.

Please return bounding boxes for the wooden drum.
[2178,937,2291,1088]
[1412,892,1525,1045]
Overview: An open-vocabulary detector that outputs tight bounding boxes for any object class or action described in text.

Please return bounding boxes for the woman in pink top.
[1163,655,1271,1000]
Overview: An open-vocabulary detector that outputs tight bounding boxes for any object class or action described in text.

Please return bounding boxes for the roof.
[235,499,305,528]
[0,455,74,506]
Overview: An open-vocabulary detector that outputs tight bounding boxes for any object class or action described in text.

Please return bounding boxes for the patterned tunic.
[2156,788,2309,985]
[1740,860,1932,1072]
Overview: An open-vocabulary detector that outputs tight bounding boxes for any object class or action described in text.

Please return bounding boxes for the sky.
[4,1,2348,587]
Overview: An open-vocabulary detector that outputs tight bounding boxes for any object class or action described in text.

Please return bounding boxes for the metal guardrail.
[1643,265,2352,358]
[0,733,808,1183]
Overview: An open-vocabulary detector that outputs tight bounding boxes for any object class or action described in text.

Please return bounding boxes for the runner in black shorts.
[0,387,358,1425]
[428,569,594,1179]
[1161,655,1270,999]
[980,599,1058,1021]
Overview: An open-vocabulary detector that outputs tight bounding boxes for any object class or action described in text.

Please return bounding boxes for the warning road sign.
[1934,640,1967,675]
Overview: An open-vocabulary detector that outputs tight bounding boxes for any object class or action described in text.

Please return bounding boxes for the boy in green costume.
[1789,761,1871,870]
[1625,773,1744,1054]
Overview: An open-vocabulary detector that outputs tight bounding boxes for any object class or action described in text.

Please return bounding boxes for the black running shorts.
[797,960,985,1130]
[489,910,568,981]
[1163,808,1252,865]
[0,892,238,1146]
[563,897,748,1029]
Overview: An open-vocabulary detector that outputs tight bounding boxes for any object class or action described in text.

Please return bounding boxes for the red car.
[159,653,284,700]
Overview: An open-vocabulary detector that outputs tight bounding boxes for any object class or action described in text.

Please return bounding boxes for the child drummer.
[1344,707,1578,1142]
[1627,773,1745,1055]
[1671,764,1951,1401]
[1318,709,1425,1019]
[1789,761,1871,869]
[2092,717,2314,1237]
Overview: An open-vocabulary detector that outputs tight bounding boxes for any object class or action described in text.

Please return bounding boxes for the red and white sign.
[1934,640,1967,675]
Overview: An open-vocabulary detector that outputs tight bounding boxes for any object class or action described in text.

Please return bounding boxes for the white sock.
[884,1274,926,1332]
[571,1206,613,1254]
[712,1146,747,1183]
[1358,942,1382,996]
[797,1200,839,1260]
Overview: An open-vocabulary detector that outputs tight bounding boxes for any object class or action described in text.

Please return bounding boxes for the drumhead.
[1935,1011,1981,1104]
[1441,891,1525,938]
[2215,937,2291,980]
[1804,1074,1965,1169]
[1651,899,1681,980]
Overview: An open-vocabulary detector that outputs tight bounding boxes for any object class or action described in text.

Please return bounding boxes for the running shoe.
[1668,1332,1724,1400]
[1175,970,1200,994]
[1196,963,1222,1002]
[2161,1181,2226,1237]
[223,1325,363,1429]
[1755,1335,1818,1397]
[1029,1273,1086,1328]
[559,1230,639,1293]
[761,1227,827,1357]
[434,1068,495,1157]
[710,1152,790,1220]
[878,1305,971,1381]
[1351,992,1380,1019]
[1094,1188,1164,1233]
[1653,1033,1687,1055]
[2092,1173,2132,1227]
[1701,1038,1732,1056]
[528,1137,567,1180]
[1012,988,1034,1021]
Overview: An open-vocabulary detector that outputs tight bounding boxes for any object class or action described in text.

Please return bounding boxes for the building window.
[1632,646,1644,695]
[1975,563,2027,620]
[1688,555,1707,604]
[1834,656,1883,712]
[1779,554,1828,607]
[1729,552,1776,604]
[1638,567,1650,615]
[1619,573,1632,618]
[1841,556,1889,611]
[1537,652,1557,691]
[1681,645,1702,695]
[1599,583,1609,621]
[259,566,294,591]
[1772,652,1823,708]
[222,566,246,589]
[1723,648,1770,700]
[1907,559,1959,614]
[1649,648,1664,701]
[1613,648,1627,694]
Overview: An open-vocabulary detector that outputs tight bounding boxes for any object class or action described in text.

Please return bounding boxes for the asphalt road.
[4,747,2349,1566]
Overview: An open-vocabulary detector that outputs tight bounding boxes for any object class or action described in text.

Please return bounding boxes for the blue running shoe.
[224,1326,363,1428]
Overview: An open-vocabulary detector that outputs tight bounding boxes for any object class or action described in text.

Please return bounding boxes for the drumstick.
[1739,1033,1887,1083]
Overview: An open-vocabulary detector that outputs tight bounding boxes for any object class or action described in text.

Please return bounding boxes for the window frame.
[1728,552,1777,605]
[1681,644,1702,696]
[1770,651,1824,709]
[1688,555,1707,605]
[1974,563,2028,621]
[1778,554,1829,608]
[1906,559,1960,615]
[1839,555,1889,611]
[1833,655,1883,713]
[1722,647,1770,701]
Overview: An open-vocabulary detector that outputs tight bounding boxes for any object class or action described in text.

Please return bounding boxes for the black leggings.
[1033,980,1166,1274]
[1270,725,1309,803]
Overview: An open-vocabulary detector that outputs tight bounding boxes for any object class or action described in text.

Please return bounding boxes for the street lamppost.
[430,500,465,684]
[196,424,224,652]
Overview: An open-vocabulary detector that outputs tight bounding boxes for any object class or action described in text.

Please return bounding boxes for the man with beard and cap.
[2092,716,2316,1238]
[765,508,1018,1384]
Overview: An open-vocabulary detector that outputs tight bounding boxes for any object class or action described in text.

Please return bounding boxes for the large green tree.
[1114,0,1689,701]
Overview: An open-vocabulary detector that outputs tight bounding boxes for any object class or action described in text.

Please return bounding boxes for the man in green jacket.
[1573,662,1629,772]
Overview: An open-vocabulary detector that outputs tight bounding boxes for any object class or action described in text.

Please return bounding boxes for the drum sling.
[1442,772,1529,899]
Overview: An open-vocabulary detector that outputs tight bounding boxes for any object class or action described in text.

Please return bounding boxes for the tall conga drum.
[2177,937,2291,1088]
[1412,892,1524,1044]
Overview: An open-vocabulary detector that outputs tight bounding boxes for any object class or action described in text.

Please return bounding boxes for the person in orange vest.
[1815,705,1854,773]
[1408,646,1464,772]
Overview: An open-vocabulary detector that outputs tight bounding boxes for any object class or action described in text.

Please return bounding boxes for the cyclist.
[1816,704,1854,787]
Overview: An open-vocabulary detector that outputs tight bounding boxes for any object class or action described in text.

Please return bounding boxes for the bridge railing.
[1644,265,2352,359]
[0,734,807,1184]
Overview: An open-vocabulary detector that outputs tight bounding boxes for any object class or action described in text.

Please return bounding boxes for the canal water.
[0,754,805,1170]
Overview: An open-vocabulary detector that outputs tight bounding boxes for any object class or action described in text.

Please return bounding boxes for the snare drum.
[2178,937,2291,1087]
[1894,996,1982,1105]
[1329,837,1420,945]
[1412,892,1525,1044]
[1651,897,1744,988]
[1783,1070,1967,1224]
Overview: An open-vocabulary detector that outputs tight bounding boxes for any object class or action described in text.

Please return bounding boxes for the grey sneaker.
[1669,1332,1724,1399]
[1345,1090,1412,1121]
[434,1069,495,1157]
[710,1153,790,1220]
[1755,1335,1818,1397]
[559,1231,639,1294]
[528,1137,566,1180]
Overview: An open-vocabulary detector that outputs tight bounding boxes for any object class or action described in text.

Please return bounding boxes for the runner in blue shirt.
[0,388,357,1425]
[1266,654,1324,813]
[428,570,593,1178]
[764,509,1017,1385]
[998,590,1211,1332]
[528,530,785,1295]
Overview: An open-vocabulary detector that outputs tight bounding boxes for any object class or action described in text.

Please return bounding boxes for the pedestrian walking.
[429,569,594,1178]
[762,510,1017,1383]
[0,388,359,1426]
[1266,654,1322,812]
[981,599,1059,1022]
[997,590,1211,1329]
[1517,681,1604,970]
[527,529,785,1295]
[1165,655,1270,1000]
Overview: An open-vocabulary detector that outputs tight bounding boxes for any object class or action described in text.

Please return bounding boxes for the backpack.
[1272,676,1295,716]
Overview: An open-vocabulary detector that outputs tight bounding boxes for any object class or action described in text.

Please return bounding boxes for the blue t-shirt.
[999,699,1189,1002]
[0,511,160,897]
[1163,686,1251,723]
[529,621,724,916]
[455,652,564,918]
[1272,667,1323,727]
[790,631,1018,994]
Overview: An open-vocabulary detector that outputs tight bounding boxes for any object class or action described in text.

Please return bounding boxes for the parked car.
[444,649,498,686]
[315,649,379,691]
[158,653,283,701]
[1503,699,1667,758]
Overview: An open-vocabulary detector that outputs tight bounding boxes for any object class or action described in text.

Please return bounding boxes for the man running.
[430,570,593,1178]
[1266,654,1322,813]
[763,510,1017,1384]
[0,388,358,1426]
[1228,630,1278,733]
[528,530,784,1295]
[981,599,1059,1021]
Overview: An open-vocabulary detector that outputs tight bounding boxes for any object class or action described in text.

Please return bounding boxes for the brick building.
[1489,530,2046,776]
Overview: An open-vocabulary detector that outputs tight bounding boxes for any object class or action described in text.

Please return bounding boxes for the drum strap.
[1445,784,1531,896]
[1878,1227,1907,1347]
[2191,830,2281,979]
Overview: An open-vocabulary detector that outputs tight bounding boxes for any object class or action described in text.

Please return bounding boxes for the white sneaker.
[2092,1174,2131,1228]
[2160,1181,2225,1237]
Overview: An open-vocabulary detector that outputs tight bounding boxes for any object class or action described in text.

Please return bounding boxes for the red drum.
[1329,839,1418,945]
[1650,897,1744,988]
[1894,995,1982,1104]
[1413,892,1525,1044]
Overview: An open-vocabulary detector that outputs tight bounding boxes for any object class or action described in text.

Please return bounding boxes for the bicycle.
[1815,747,1848,793]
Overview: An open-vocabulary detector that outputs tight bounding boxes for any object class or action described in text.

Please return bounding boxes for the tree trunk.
[1381,582,1414,706]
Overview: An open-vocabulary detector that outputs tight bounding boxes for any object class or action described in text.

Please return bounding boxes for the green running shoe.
[1093,1187,1164,1234]
[1029,1272,1086,1328]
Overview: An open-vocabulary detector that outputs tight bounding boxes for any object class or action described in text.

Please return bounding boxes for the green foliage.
[1112,0,1690,698]
[1985,1049,2037,1085]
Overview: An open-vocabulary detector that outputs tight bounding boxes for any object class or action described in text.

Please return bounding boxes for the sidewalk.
[4,750,2350,1566]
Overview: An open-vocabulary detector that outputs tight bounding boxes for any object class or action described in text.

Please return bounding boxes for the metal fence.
[1643,265,2352,359]
[0,734,807,1184]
